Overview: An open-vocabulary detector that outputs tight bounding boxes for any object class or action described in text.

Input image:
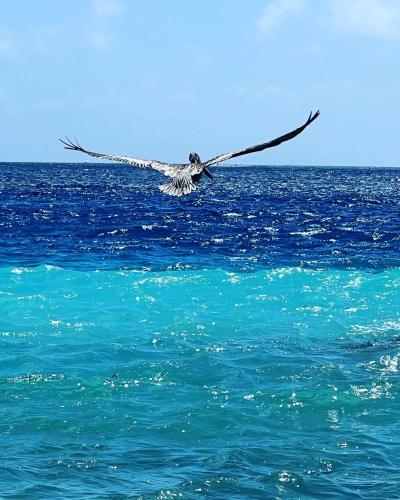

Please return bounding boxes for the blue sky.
[1,0,399,166]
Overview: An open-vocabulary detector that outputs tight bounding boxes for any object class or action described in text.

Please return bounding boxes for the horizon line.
[1,162,399,169]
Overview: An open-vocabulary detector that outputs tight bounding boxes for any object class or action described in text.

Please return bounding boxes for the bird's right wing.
[59,137,183,178]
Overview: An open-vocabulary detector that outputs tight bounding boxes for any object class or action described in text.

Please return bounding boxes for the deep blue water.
[1,163,400,498]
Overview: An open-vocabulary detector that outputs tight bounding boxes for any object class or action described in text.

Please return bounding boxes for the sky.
[1,0,400,166]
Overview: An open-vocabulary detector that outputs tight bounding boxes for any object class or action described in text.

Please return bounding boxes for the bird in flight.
[60,110,319,197]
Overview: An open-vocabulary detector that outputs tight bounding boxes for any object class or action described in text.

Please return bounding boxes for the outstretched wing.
[203,110,320,167]
[59,137,183,178]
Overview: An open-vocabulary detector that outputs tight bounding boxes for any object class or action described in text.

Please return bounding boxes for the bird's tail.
[159,178,197,196]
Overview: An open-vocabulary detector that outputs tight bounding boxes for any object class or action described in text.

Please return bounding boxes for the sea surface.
[1,163,400,499]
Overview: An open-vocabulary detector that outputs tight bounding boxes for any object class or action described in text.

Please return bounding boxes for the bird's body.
[60,111,320,196]
[159,163,201,196]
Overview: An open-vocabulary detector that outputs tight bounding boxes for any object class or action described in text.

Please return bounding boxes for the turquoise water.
[1,265,400,498]
[1,164,400,498]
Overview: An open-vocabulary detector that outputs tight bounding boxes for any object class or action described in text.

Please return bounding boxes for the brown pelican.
[60,110,319,196]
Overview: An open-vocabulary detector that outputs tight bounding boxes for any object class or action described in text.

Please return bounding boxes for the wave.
[2,264,399,346]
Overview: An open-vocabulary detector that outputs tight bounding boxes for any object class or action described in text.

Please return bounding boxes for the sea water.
[0,163,399,498]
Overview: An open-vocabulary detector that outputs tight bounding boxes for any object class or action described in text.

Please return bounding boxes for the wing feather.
[203,110,320,167]
[59,137,182,177]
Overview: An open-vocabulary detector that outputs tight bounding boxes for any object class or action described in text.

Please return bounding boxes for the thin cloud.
[186,45,213,68]
[227,84,283,99]
[171,90,195,104]
[30,26,63,54]
[332,0,400,40]
[89,0,124,52]
[92,0,124,17]
[88,30,114,52]
[0,26,16,58]
[256,0,305,36]
[34,98,66,113]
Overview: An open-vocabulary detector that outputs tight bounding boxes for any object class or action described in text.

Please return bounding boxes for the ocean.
[0,163,399,498]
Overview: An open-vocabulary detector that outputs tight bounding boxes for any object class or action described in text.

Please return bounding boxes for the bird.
[60,110,320,197]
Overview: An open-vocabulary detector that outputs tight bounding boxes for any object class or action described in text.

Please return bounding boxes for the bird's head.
[189,152,201,164]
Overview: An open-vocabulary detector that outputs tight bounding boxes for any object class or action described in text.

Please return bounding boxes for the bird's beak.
[204,168,213,180]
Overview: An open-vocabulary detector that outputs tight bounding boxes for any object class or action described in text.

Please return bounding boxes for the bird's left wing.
[59,137,183,178]
[203,110,320,167]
